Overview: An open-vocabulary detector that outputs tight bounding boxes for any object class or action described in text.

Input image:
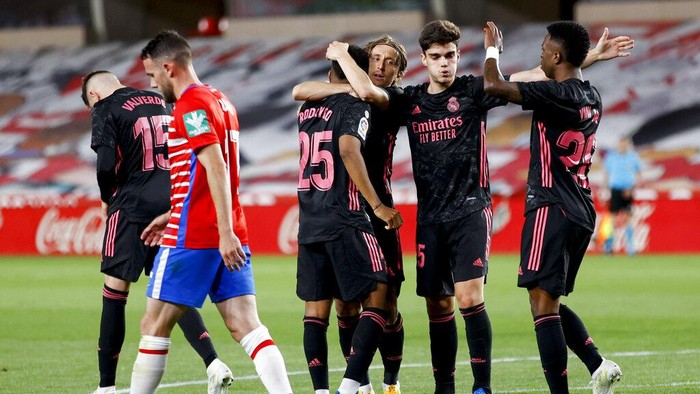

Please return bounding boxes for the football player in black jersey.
[483,21,626,394]
[82,70,232,394]
[295,45,403,394]
[294,35,409,394]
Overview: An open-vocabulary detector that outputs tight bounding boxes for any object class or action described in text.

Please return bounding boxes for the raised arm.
[482,21,523,103]
[509,26,634,83]
[326,41,392,110]
[339,135,403,230]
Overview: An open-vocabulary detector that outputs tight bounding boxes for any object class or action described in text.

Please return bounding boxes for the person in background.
[603,136,643,255]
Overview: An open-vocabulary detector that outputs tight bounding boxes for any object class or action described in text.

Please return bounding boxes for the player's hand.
[219,232,247,272]
[374,204,404,230]
[326,41,350,61]
[141,211,171,246]
[483,21,504,53]
[591,27,634,61]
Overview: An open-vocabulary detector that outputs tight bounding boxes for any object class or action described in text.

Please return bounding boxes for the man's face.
[421,42,459,88]
[142,57,176,103]
[368,44,402,88]
[540,34,559,79]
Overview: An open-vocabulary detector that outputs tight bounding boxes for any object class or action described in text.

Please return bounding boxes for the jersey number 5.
[298,130,334,191]
[133,115,169,171]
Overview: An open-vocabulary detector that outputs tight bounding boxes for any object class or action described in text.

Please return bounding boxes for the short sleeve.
[516,80,579,119]
[340,99,371,144]
[177,95,220,151]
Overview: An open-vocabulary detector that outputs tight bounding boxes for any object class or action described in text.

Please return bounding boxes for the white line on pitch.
[113,348,700,393]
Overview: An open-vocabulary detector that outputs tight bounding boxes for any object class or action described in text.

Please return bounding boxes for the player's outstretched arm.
[326,41,392,109]
[339,135,403,230]
[292,81,352,101]
[510,27,634,82]
[483,21,523,103]
[582,27,634,69]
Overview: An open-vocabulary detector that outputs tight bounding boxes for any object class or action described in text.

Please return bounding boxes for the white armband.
[485,46,500,63]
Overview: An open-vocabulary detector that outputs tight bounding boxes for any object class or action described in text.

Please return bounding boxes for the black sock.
[303,316,329,390]
[560,304,603,374]
[177,307,218,367]
[98,285,128,387]
[379,313,404,385]
[460,303,492,392]
[429,312,457,393]
[344,307,387,383]
[338,314,370,385]
[534,314,569,394]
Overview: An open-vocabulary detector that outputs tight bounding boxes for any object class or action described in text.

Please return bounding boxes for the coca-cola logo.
[35,207,105,255]
[277,205,299,255]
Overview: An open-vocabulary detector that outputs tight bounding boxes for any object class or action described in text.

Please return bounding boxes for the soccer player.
[296,44,403,394]
[483,20,624,393]
[603,136,643,255]
[130,30,292,394]
[81,70,233,394]
[293,35,409,394]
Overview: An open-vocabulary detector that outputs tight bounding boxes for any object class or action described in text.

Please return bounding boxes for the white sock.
[314,390,331,394]
[337,378,361,394]
[359,383,373,393]
[130,335,170,394]
[240,325,292,393]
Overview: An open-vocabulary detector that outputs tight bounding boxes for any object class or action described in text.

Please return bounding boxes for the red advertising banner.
[0,194,698,256]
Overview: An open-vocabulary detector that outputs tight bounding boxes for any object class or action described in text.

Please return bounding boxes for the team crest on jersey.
[183,110,211,137]
[357,111,369,139]
[447,96,460,113]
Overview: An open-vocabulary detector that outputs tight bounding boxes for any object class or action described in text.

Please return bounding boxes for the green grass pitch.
[0,254,698,393]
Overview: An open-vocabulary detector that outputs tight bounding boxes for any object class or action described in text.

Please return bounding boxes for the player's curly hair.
[546,21,590,67]
[419,20,460,51]
[140,30,191,66]
[365,35,408,75]
[331,44,369,81]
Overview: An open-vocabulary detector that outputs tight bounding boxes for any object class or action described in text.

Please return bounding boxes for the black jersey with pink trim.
[297,94,374,244]
[402,75,506,225]
[516,78,602,232]
[90,87,171,222]
[363,86,404,210]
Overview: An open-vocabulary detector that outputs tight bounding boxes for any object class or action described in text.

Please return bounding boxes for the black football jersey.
[517,79,602,232]
[297,94,374,244]
[363,86,404,211]
[402,75,506,225]
[90,87,171,222]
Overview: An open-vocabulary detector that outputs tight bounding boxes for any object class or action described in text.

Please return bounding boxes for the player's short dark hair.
[140,30,192,65]
[80,70,111,107]
[331,44,369,81]
[547,21,590,67]
[365,35,408,74]
[419,20,461,51]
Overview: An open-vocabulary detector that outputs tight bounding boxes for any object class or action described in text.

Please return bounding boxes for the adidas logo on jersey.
[412,105,421,114]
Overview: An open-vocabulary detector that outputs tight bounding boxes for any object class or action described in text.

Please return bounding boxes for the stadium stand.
[1,20,698,255]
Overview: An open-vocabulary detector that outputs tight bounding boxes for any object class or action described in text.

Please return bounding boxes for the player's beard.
[161,81,177,103]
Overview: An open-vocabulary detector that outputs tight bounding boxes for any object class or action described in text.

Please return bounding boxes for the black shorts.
[609,188,633,213]
[101,210,158,283]
[415,206,492,298]
[518,204,592,297]
[370,214,404,290]
[296,226,388,303]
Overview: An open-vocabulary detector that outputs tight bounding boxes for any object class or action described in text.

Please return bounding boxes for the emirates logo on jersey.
[447,96,460,113]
